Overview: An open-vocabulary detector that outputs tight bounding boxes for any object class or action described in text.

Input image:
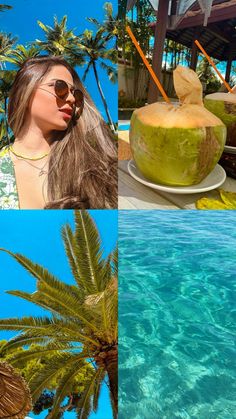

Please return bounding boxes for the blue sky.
[0,209,117,418]
[0,0,117,122]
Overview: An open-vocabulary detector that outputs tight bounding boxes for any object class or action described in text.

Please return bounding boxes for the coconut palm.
[78,27,117,132]
[3,44,41,67]
[87,2,118,42]
[0,32,17,68]
[79,3,117,131]
[197,56,221,93]
[0,211,118,419]
[35,16,85,67]
[0,69,16,141]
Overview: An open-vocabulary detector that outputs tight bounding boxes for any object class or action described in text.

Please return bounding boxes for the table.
[118,160,236,209]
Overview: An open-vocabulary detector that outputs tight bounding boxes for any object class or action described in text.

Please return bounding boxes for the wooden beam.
[190,28,201,70]
[206,26,231,43]
[175,1,236,30]
[147,0,170,103]
[225,44,234,82]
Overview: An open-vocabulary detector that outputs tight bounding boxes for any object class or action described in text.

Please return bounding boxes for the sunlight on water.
[119,211,236,419]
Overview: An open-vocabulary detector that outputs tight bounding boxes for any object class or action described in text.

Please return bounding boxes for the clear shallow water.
[119,211,236,419]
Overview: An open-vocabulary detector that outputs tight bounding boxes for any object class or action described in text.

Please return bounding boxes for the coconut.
[130,66,226,186]
[204,90,236,146]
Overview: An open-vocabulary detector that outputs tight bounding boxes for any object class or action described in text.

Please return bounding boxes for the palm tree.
[87,2,118,43]
[3,44,41,67]
[0,32,17,68]
[197,56,221,93]
[0,69,17,141]
[35,16,85,67]
[78,27,117,132]
[0,211,118,419]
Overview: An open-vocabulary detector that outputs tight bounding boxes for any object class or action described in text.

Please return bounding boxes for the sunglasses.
[39,79,84,108]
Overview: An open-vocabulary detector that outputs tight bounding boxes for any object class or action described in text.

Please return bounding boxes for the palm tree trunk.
[92,61,116,133]
[104,348,118,417]
[95,346,118,417]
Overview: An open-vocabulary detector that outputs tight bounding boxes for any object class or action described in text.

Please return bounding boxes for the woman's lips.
[59,110,72,119]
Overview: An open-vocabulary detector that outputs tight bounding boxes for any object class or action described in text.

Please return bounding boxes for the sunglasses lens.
[74,90,84,108]
[54,80,84,108]
[55,80,68,99]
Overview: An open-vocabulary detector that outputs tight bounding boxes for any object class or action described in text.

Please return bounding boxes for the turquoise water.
[119,211,236,419]
[119,123,130,131]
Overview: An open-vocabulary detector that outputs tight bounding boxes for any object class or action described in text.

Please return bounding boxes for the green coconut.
[130,66,226,186]
[204,91,236,146]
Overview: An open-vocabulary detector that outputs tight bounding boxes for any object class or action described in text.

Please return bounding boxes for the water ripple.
[119,211,236,419]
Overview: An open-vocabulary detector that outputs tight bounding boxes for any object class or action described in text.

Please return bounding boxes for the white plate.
[128,160,226,194]
[224,145,236,154]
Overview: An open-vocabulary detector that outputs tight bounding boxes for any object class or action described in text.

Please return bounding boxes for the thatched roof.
[0,362,32,419]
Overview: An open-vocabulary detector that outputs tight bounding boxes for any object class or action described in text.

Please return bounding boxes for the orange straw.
[126,25,170,103]
[195,39,233,93]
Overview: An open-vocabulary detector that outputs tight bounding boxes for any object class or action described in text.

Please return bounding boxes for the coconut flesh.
[130,66,226,186]
[204,90,236,146]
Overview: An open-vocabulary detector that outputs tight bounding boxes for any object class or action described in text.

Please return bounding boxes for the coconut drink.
[130,66,226,186]
[204,89,236,146]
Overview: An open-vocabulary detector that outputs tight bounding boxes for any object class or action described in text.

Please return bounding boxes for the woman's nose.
[66,90,76,105]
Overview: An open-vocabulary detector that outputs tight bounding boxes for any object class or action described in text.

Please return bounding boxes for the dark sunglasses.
[39,79,84,108]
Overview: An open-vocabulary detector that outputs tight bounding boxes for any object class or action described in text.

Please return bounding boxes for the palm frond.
[29,353,86,403]
[112,245,118,276]
[76,367,103,419]
[93,367,106,412]
[6,342,74,366]
[100,61,117,83]
[48,358,92,417]
[37,20,51,33]
[82,61,93,82]
[73,211,105,293]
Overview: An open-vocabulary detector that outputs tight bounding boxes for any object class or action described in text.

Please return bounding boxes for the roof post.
[190,27,201,70]
[225,44,233,83]
[147,0,170,103]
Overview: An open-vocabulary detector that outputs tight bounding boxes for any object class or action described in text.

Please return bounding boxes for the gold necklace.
[21,159,48,177]
[9,145,49,161]
[12,153,49,177]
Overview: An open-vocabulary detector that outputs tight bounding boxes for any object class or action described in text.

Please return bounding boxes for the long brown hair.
[8,56,117,209]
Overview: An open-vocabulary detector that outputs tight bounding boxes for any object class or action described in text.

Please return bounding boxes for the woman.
[0,56,117,209]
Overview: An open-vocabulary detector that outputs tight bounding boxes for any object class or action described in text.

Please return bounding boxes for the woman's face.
[28,65,76,133]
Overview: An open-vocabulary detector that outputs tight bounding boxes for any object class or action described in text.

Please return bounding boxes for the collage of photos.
[0,1,235,419]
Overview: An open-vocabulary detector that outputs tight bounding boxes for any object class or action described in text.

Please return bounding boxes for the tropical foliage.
[0,69,17,145]
[35,16,85,67]
[0,32,17,68]
[3,44,41,67]
[196,56,221,93]
[117,0,154,102]
[0,211,118,418]
[0,340,94,418]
